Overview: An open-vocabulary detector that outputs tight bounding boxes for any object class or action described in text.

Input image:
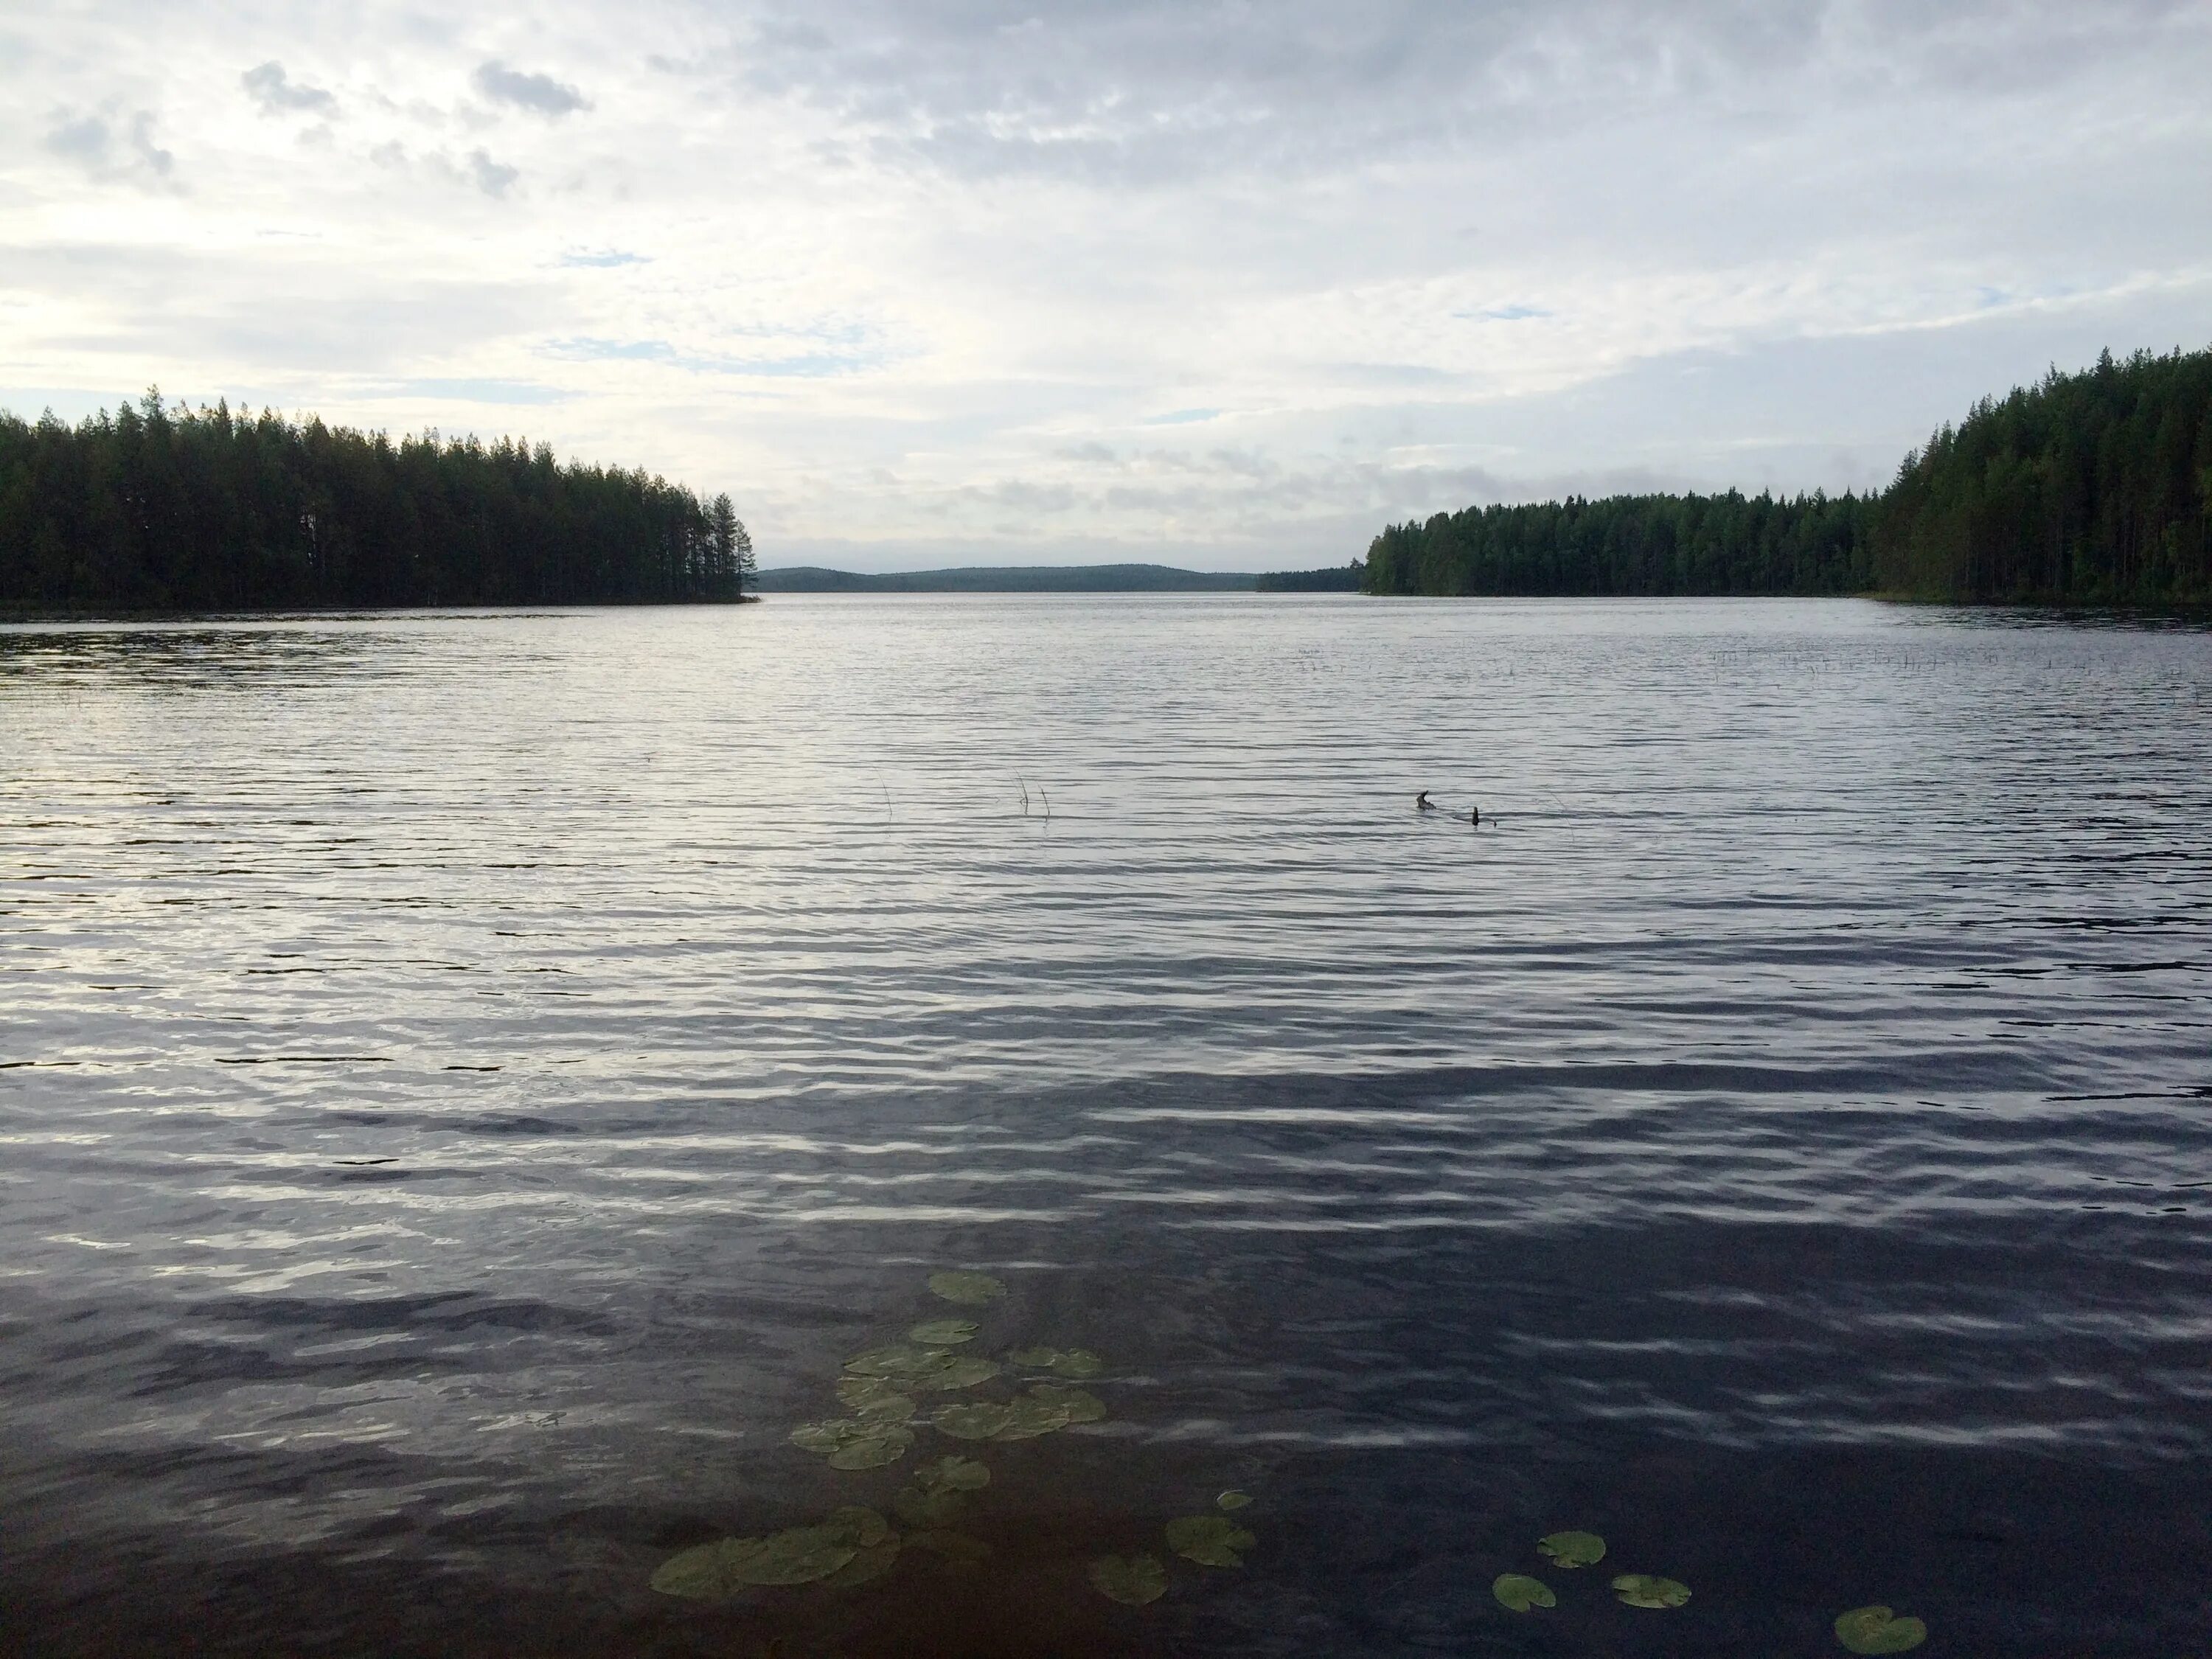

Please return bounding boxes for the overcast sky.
[4,1,2209,569]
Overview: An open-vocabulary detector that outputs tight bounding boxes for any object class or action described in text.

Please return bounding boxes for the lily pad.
[929,1270,1007,1306]
[1492,1573,1556,1612]
[835,1377,919,1422]
[790,1419,914,1470]
[1008,1346,1104,1378]
[909,1318,980,1346]
[844,1346,1002,1392]
[652,1540,762,1601]
[914,1455,991,1492]
[822,1507,893,1548]
[1537,1530,1606,1568]
[1613,1573,1691,1609]
[1835,1606,1928,1654]
[1217,1491,1253,1512]
[1025,1382,1106,1424]
[1164,1514,1256,1568]
[933,1401,1015,1441]
[819,1537,902,1589]
[1088,1552,1169,1606]
[908,1529,992,1565]
[893,1484,970,1528]
[990,1389,1076,1441]
[654,1519,877,1597]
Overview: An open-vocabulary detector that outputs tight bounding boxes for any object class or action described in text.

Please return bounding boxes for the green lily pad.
[1008,1345,1105,1378]
[1025,1382,1106,1424]
[909,1318,980,1346]
[821,1506,892,1548]
[1835,1606,1928,1654]
[844,1346,1001,1392]
[1164,1514,1256,1568]
[652,1539,761,1601]
[914,1455,991,1492]
[908,1529,992,1565]
[933,1401,1015,1441]
[654,1516,883,1597]
[819,1537,902,1589]
[790,1419,914,1470]
[929,1270,1007,1306]
[1613,1573,1691,1609]
[893,1484,970,1528]
[1492,1573,1556,1612]
[990,1389,1075,1441]
[1217,1490,1253,1512]
[1537,1530,1606,1568]
[1088,1552,1168,1606]
[834,1376,919,1422]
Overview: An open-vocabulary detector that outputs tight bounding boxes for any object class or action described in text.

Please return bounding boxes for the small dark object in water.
[1416,791,1436,810]
[1470,804,1482,827]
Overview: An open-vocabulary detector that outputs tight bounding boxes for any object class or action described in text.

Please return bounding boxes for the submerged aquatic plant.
[1492,1573,1556,1612]
[1089,1552,1169,1605]
[928,1270,1007,1306]
[1834,1606,1928,1653]
[1164,1514,1256,1568]
[1216,1490,1253,1512]
[1537,1529,1605,1568]
[1612,1573,1691,1609]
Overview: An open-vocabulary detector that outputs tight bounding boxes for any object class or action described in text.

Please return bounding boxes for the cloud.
[5,0,2210,564]
[467,148,518,197]
[241,61,335,116]
[473,60,590,117]
[41,107,176,188]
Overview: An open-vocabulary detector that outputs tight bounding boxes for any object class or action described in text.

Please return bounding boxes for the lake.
[2,594,2208,1658]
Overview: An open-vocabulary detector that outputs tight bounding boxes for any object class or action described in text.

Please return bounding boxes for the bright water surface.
[2,595,2209,1658]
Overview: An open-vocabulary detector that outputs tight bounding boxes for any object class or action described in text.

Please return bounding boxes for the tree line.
[0,392,754,613]
[1366,345,2212,605]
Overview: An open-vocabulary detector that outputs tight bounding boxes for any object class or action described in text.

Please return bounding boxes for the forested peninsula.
[0,394,752,613]
[1366,346,2212,605]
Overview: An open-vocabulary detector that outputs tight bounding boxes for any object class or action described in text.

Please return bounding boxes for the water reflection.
[1,597,2209,1656]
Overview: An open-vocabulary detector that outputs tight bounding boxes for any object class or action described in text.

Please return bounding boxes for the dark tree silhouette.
[1365,345,2212,605]
[0,392,752,613]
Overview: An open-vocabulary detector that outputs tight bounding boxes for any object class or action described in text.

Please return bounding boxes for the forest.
[1366,346,2212,605]
[0,393,752,613]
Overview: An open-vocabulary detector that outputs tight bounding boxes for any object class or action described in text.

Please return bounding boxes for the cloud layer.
[3,0,2209,567]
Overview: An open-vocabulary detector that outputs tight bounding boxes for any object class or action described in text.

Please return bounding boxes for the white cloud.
[241,61,336,116]
[1,0,2208,568]
[473,60,590,117]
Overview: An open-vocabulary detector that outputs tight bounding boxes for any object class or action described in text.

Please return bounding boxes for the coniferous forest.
[1366,346,2212,605]
[0,393,752,613]
[4,347,2208,613]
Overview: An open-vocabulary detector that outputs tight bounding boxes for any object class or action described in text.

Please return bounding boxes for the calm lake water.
[2,595,2209,1658]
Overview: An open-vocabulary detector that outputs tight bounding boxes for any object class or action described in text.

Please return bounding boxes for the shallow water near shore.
[2,594,2209,1657]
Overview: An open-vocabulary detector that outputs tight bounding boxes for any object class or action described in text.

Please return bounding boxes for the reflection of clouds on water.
[0,599,2207,1653]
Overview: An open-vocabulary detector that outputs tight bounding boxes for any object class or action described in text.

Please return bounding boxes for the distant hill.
[756,563,1259,593]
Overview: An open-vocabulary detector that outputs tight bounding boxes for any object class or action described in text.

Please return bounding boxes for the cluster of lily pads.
[653,1269,1112,1603]
[1492,1529,1926,1652]
[1087,1489,1259,1607]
